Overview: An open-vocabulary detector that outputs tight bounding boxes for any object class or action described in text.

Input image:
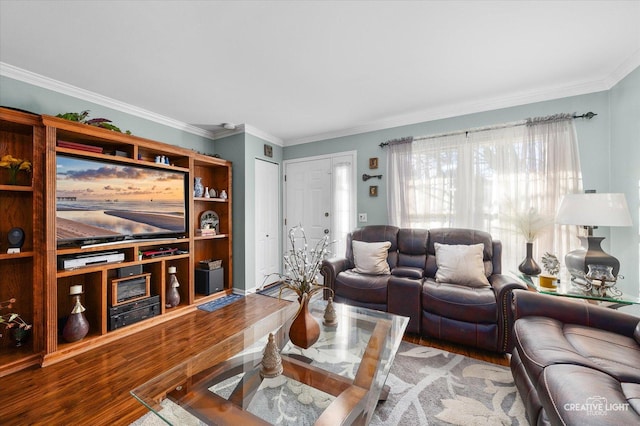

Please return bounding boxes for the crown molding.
[0,62,217,140]
[603,49,640,89]
[244,124,283,146]
[285,61,640,146]
[3,59,637,148]
[284,77,613,146]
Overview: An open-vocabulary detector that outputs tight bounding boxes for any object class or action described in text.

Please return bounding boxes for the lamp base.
[565,236,620,284]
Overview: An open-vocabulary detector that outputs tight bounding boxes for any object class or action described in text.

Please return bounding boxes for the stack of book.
[196,228,217,237]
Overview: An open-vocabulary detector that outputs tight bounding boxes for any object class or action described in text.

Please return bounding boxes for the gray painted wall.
[610,66,640,307]
[214,132,283,292]
[2,68,637,302]
[214,133,246,291]
[284,91,612,225]
[0,76,214,153]
[284,70,639,302]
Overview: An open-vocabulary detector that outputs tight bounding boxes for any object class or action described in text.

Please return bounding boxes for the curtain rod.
[379,111,597,148]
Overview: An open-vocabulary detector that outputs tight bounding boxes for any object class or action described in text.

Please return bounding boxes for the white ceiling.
[1,1,639,146]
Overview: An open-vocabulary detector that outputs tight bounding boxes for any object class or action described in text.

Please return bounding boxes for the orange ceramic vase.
[289,293,320,349]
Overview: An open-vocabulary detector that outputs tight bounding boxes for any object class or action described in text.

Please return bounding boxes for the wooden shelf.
[0,184,33,192]
[0,251,35,261]
[0,107,44,377]
[194,234,229,241]
[55,146,190,173]
[0,107,233,374]
[194,197,229,202]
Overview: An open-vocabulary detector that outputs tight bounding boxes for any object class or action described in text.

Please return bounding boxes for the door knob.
[324,212,329,217]
[324,229,330,234]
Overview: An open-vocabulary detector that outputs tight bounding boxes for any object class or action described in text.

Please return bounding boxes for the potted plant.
[0,298,32,347]
[540,252,560,289]
[261,225,334,349]
[511,205,553,276]
[0,154,31,185]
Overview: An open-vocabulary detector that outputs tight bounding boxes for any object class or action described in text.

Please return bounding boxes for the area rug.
[197,294,243,312]
[371,343,525,425]
[130,341,525,425]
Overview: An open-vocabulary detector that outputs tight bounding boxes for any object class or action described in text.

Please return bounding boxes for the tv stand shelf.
[0,107,233,376]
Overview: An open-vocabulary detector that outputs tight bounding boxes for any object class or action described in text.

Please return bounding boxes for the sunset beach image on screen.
[56,155,187,244]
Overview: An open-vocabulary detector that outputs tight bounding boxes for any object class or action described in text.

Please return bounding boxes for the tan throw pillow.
[352,240,392,275]
[434,242,490,287]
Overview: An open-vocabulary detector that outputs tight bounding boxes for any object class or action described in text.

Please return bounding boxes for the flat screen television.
[56,154,188,246]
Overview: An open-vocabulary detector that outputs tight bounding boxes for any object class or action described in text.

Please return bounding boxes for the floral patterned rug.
[371,342,525,425]
[131,341,525,425]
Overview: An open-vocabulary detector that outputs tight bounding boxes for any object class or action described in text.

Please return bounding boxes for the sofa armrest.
[388,276,422,334]
[321,258,348,296]
[512,290,639,338]
[489,274,528,352]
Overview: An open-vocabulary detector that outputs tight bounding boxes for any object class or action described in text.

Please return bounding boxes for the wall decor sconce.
[369,186,378,197]
[362,173,382,181]
[369,157,378,169]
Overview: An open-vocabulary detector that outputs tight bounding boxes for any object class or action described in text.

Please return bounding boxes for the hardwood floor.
[0,295,509,425]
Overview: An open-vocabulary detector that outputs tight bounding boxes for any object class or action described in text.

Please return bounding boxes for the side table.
[511,271,640,309]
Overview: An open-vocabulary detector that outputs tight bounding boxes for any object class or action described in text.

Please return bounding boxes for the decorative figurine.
[260,333,283,378]
[194,177,204,197]
[323,297,338,327]
[62,285,89,342]
[166,266,181,308]
[7,227,25,254]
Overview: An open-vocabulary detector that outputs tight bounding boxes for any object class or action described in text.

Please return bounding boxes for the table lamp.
[556,192,632,284]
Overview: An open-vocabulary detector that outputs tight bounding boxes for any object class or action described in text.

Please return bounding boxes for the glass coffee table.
[513,272,640,309]
[131,299,408,425]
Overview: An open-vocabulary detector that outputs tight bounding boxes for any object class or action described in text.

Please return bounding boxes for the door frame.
[282,150,357,263]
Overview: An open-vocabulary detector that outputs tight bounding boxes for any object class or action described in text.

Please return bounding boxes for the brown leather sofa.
[320,225,527,353]
[511,290,640,425]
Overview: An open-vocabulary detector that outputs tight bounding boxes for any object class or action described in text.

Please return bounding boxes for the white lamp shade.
[556,193,632,226]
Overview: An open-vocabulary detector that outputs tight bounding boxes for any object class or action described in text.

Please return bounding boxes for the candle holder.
[62,285,89,342]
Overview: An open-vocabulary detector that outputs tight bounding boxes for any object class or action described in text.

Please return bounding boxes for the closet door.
[254,159,280,289]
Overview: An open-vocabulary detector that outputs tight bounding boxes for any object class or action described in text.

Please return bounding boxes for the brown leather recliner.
[511,290,640,425]
[321,225,527,352]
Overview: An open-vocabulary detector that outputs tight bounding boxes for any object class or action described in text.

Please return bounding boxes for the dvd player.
[58,251,125,270]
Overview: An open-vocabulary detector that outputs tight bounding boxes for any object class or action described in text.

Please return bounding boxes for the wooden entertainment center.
[0,107,233,376]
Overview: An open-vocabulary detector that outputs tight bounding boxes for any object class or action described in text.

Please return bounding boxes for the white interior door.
[255,159,280,289]
[285,158,332,255]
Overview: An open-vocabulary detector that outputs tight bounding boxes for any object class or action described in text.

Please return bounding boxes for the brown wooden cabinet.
[0,108,45,376]
[0,108,232,374]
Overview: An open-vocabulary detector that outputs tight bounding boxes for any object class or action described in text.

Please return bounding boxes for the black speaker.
[7,227,25,248]
[117,264,143,278]
[195,268,224,295]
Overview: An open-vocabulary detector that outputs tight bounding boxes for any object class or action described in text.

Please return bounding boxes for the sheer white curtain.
[387,115,582,270]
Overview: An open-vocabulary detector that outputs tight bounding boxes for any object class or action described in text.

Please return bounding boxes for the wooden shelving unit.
[0,108,233,374]
[0,108,44,376]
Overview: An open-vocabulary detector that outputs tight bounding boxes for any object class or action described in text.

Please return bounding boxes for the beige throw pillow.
[352,240,392,275]
[434,242,490,287]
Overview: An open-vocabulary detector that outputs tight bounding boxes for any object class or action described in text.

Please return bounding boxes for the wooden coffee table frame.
[132,301,402,425]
